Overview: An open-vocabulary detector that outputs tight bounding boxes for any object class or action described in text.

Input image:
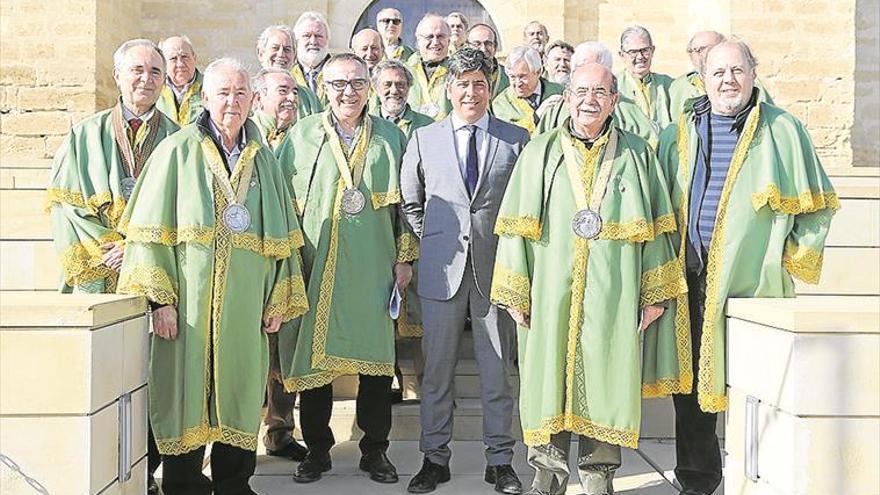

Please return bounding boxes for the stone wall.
[854,0,880,168]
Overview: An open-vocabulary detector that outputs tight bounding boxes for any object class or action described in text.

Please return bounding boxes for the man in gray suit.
[401,47,529,495]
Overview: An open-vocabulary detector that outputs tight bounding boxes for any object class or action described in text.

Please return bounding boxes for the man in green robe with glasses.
[277,53,414,486]
[492,63,687,495]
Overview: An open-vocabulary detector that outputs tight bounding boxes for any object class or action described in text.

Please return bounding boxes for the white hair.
[203,57,251,93]
[416,13,450,35]
[158,35,195,56]
[620,25,653,48]
[113,38,164,72]
[505,45,543,73]
[572,41,613,70]
[257,25,294,52]
[293,11,330,40]
[252,67,294,94]
[445,12,469,29]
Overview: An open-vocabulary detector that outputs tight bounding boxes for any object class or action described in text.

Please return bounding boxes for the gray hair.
[572,41,613,70]
[446,47,492,85]
[293,11,330,40]
[158,35,195,56]
[523,21,548,37]
[203,57,251,93]
[620,25,653,48]
[445,11,469,29]
[416,13,450,35]
[505,45,543,73]
[701,38,759,75]
[257,25,294,52]
[252,67,294,94]
[545,40,574,58]
[687,31,726,52]
[113,38,165,72]
[325,52,370,77]
[371,59,414,87]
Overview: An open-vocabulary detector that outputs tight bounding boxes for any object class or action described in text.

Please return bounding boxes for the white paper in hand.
[389,283,401,320]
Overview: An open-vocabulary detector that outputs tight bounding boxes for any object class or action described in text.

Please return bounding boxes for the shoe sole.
[485,472,523,494]
[359,465,400,484]
[407,473,451,494]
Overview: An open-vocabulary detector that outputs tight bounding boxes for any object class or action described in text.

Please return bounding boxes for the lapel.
[437,118,472,200]
[472,116,500,200]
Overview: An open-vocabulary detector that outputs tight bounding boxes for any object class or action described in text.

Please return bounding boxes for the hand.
[507,308,531,328]
[536,95,563,118]
[263,315,282,334]
[639,305,665,332]
[152,305,178,341]
[100,242,125,272]
[394,263,413,291]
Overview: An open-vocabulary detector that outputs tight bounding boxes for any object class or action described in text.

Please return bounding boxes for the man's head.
[376,8,404,44]
[619,25,655,79]
[445,12,469,48]
[545,40,574,86]
[158,36,197,88]
[201,58,253,134]
[523,21,549,55]
[113,39,166,112]
[687,30,726,71]
[256,25,295,70]
[505,46,543,98]
[253,68,299,129]
[572,41,614,71]
[702,40,757,116]
[446,47,492,123]
[323,53,371,122]
[466,24,498,60]
[293,11,330,68]
[416,14,451,63]
[566,63,619,138]
[351,28,384,71]
[372,60,413,117]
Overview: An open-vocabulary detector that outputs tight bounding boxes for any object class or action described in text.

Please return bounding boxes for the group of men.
[47,7,838,495]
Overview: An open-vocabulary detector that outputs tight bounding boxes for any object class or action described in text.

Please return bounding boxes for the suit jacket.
[400,114,529,301]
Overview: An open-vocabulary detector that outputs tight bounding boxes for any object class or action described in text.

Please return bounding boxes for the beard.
[549,71,570,86]
[300,47,328,68]
[717,92,747,115]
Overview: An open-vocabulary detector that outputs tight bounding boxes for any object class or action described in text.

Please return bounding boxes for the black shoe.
[390,388,404,404]
[680,491,709,495]
[407,458,451,493]
[147,473,159,495]
[292,453,331,483]
[359,451,399,483]
[267,440,308,462]
[485,464,522,494]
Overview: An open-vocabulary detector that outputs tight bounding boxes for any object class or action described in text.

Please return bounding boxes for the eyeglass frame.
[378,18,402,25]
[324,78,370,91]
[621,46,655,58]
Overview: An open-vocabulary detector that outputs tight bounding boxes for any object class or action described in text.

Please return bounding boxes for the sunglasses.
[378,18,402,25]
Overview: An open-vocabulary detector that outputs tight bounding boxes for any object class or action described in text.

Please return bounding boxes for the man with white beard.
[255,24,322,117]
[291,11,331,105]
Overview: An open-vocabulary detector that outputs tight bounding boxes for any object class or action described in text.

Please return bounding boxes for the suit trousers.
[419,259,516,466]
[672,269,722,493]
[161,443,256,495]
[527,432,621,495]
[263,333,298,450]
[298,374,393,457]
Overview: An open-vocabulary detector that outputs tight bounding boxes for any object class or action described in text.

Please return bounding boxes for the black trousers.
[161,443,256,495]
[299,374,393,457]
[672,269,722,493]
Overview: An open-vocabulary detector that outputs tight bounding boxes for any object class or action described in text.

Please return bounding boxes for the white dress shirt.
[449,111,490,185]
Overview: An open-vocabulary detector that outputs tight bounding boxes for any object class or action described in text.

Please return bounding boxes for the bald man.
[405,14,453,120]
[352,28,385,72]
[492,62,684,495]
[156,35,204,126]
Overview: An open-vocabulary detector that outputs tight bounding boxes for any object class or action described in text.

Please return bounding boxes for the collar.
[121,100,155,122]
[568,117,612,148]
[528,80,543,100]
[381,104,409,122]
[451,111,490,132]
[205,113,246,153]
[692,88,758,132]
[635,72,654,86]
[330,111,365,140]
[166,72,197,93]
[423,58,446,69]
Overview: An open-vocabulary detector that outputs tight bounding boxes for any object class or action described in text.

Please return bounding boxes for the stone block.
[17,86,95,112]
[0,134,46,158]
[825,198,880,247]
[0,240,60,290]
[795,247,880,295]
[0,168,50,189]
[0,189,51,239]
[2,111,71,136]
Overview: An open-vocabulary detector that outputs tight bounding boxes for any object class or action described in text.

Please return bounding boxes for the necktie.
[465,125,478,196]
[308,71,318,92]
[128,118,142,144]
[526,94,539,110]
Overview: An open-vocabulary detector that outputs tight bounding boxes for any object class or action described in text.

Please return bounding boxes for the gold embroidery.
[751,184,841,214]
[782,242,823,284]
[640,259,687,307]
[59,232,123,287]
[642,378,686,398]
[264,273,309,322]
[372,189,402,209]
[599,213,677,242]
[490,263,531,314]
[495,215,543,240]
[396,232,419,263]
[154,423,258,456]
[522,414,639,449]
[122,224,214,245]
[44,187,87,211]
[508,88,537,135]
[117,264,178,305]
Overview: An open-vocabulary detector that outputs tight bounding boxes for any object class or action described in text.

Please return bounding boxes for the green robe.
[291,60,328,108]
[117,118,309,455]
[405,53,452,121]
[614,70,674,148]
[490,63,510,99]
[47,104,178,293]
[368,104,435,141]
[492,78,564,135]
[251,111,295,154]
[384,42,415,62]
[668,71,775,121]
[657,100,838,413]
[491,122,688,449]
[156,70,204,127]
[277,111,415,391]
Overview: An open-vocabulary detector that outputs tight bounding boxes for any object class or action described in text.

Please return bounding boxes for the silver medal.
[341,188,366,215]
[223,203,251,233]
[120,177,137,201]
[571,208,602,239]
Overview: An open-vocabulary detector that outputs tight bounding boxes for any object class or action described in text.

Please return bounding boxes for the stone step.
[826,198,880,247]
[0,189,49,240]
[0,240,58,290]
[0,167,50,190]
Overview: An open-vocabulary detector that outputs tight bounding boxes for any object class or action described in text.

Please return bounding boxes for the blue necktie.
[466,125,478,196]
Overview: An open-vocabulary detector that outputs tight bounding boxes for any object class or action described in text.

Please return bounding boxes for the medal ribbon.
[320,111,371,192]
[560,126,619,213]
[200,135,260,207]
[111,103,161,179]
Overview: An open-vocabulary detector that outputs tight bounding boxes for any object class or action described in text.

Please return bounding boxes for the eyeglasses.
[622,46,654,58]
[418,34,449,43]
[469,40,496,49]
[325,78,369,91]
[378,18,402,25]
[570,87,614,100]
